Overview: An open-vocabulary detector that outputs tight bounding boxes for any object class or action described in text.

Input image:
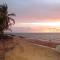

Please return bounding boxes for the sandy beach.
[0,36,58,60]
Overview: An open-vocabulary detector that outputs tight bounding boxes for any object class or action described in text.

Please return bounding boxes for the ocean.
[10,33,60,41]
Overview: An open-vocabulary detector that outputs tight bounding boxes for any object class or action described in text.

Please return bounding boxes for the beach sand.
[2,36,60,60]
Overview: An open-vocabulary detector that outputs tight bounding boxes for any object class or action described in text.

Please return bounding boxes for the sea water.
[10,33,60,41]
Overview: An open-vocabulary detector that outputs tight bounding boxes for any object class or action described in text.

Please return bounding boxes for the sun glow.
[14,22,60,27]
[12,22,60,32]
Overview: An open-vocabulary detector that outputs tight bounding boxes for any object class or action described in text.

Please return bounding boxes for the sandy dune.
[3,37,60,60]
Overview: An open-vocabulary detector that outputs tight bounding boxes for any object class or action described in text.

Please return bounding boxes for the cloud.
[14,0,60,22]
[1,0,60,20]
[1,0,60,32]
[12,27,32,33]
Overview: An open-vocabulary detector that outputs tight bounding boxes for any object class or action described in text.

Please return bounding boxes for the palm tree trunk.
[0,31,4,39]
[0,29,5,60]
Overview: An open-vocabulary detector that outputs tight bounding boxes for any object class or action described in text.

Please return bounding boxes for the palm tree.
[0,4,16,60]
[0,4,16,34]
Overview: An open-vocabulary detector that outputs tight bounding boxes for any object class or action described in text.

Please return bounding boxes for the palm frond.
[8,17,15,24]
[8,22,12,26]
[0,4,16,33]
[8,13,16,16]
[8,28,12,32]
[2,4,8,13]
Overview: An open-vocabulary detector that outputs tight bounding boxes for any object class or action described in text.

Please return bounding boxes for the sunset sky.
[1,0,60,33]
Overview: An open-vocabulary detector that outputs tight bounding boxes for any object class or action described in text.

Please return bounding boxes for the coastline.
[0,35,60,60]
[5,36,60,60]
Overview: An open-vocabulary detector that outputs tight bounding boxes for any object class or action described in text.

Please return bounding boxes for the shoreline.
[0,36,60,60]
[24,38,60,48]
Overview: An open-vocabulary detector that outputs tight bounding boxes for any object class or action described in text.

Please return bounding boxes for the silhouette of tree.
[0,4,16,60]
[0,4,16,34]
